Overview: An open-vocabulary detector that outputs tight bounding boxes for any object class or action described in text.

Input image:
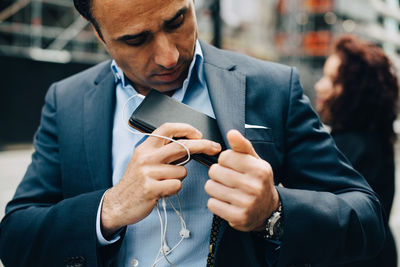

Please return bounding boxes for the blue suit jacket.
[0,41,386,267]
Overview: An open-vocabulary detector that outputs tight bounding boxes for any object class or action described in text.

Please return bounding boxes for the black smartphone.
[128,89,226,167]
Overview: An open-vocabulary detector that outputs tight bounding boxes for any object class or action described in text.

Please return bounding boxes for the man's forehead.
[92,0,190,32]
[93,0,188,17]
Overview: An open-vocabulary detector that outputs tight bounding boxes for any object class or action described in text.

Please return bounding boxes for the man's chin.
[150,87,179,96]
[151,80,185,94]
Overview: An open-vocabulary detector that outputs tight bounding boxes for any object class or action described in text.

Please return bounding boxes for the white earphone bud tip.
[162,244,171,253]
[180,228,190,238]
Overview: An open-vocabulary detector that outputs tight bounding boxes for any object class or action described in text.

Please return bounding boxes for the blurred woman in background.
[314,35,399,267]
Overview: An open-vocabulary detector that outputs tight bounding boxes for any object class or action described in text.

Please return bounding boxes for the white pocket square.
[245,124,269,130]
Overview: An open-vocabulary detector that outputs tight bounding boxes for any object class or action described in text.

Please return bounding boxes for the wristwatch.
[264,200,283,241]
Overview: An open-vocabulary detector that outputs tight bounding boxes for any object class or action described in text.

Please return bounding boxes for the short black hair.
[73,0,104,41]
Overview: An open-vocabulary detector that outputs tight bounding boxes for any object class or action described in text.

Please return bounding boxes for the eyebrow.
[164,6,188,26]
[117,31,151,42]
[116,6,188,42]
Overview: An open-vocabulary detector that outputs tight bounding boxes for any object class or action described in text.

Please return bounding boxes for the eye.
[165,14,184,30]
[125,33,150,47]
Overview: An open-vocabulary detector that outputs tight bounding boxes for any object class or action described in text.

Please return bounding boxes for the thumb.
[227,129,260,159]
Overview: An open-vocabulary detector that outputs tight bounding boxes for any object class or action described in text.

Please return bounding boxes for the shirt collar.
[110,40,204,101]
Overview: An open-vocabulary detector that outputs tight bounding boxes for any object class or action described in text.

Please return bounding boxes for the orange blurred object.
[275,33,287,52]
[303,31,332,56]
[304,0,334,13]
[277,0,287,14]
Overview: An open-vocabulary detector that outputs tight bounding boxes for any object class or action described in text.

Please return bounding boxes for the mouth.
[152,62,189,84]
[153,68,182,83]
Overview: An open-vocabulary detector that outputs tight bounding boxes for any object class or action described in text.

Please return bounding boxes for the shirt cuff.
[96,191,123,246]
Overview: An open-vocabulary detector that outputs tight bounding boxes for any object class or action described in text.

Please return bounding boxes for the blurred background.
[1,0,400,145]
[1,0,400,265]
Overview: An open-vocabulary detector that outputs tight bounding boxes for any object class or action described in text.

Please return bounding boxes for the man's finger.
[205,179,253,207]
[156,139,221,164]
[140,164,187,181]
[209,161,272,195]
[153,179,183,197]
[208,163,242,187]
[227,129,259,159]
[148,123,203,146]
[216,150,261,174]
[207,198,244,227]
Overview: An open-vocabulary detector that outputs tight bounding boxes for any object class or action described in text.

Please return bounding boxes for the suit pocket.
[245,127,274,143]
[246,127,282,180]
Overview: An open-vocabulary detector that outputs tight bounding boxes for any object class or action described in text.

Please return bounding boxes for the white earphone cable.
[122,94,190,267]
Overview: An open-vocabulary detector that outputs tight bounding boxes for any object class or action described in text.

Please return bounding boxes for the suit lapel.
[201,41,247,255]
[83,65,115,190]
[201,41,246,148]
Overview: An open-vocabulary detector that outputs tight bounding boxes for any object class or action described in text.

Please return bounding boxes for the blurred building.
[0,0,107,64]
[0,0,109,145]
[206,0,277,61]
[275,0,400,97]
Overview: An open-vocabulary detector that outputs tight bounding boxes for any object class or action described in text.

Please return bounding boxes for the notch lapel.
[83,68,115,190]
[201,42,247,255]
[201,43,246,148]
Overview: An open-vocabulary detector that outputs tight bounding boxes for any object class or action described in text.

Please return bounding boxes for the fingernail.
[213,142,221,150]
[196,129,203,137]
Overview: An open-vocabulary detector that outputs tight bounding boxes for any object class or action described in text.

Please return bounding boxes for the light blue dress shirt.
[96,40,216,267]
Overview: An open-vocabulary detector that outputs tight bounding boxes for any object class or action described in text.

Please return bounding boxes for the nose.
[153,33,179,69]
[314,78,322,93]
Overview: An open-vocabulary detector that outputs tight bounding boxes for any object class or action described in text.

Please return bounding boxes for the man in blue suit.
[0,0,386,266]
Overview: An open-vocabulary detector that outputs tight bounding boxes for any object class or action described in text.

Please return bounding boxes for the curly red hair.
[327,35,399,144]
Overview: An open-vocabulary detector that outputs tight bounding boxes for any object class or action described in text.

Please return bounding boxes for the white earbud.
[162,244,171,254]
[179,228,190,239]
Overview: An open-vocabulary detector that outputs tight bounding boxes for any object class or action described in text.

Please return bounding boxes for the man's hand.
[101,123,222,237]
[205,129,279,232]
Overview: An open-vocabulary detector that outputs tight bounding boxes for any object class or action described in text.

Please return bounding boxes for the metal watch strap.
[265,200,283,239]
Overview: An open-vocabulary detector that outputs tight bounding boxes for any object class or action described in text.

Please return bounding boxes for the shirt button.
[131,258,139,267]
